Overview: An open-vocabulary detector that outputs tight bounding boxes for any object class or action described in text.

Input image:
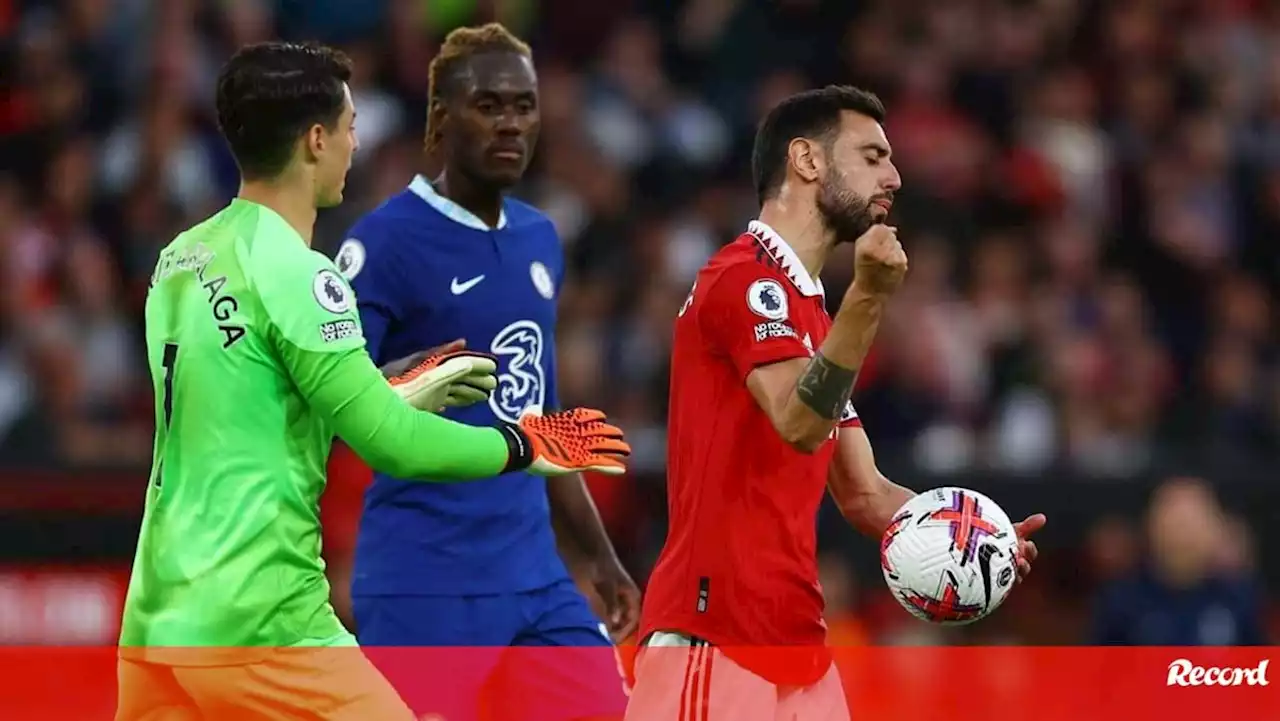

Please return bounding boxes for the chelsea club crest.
[530,261,555,300]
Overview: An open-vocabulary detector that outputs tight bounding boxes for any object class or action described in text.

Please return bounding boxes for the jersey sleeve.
[253,245,366,355]
[546,234,566,412]
[839,400,862,428]
[335,223,406,365]
[281,342,511,480]
[699,262,811,381]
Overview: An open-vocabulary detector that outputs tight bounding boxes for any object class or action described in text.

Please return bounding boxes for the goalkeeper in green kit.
[115,42,631,721]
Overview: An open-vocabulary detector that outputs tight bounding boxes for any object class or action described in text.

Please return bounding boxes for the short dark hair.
[751,86,886,205]
[425,23,532,152]
[215,42,353,180]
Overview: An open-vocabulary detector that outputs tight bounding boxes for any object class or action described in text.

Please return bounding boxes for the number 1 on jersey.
[157,342,179,488]
[162,342,179,428]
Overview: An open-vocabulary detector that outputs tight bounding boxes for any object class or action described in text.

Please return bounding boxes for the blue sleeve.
[334,222,402,366]
[545,232,566,412]
[544,330,560,412]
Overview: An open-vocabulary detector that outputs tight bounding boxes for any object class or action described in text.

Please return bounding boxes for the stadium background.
[0,0,1276,649]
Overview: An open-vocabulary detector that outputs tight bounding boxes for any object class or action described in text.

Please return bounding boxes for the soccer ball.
[880,487,1020,625]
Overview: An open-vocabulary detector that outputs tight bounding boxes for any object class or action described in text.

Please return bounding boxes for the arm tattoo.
[796,352,858,420]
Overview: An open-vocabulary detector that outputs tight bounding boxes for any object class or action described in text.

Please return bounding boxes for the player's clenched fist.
[852,224,908,296]
[499,408,632,476]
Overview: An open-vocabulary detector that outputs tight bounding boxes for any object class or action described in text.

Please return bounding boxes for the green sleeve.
[284,340,511,480]
[252,243,368,354]
[250,241,509,479]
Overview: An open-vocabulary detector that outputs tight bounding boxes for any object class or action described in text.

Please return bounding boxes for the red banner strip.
[1,646,1276,721]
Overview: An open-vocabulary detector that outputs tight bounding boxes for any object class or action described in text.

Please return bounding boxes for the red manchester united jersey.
[640,221,861,685]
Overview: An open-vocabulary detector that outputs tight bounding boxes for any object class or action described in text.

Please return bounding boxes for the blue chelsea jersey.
[340,176,569,596]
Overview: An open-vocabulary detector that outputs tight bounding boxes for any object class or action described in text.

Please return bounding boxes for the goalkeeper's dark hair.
[215,42,353,180]
[426,23,532,153]
[752,85,887,206]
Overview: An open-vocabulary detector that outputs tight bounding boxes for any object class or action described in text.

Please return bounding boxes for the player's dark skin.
[430,50,540,227]
[384,50,643,642]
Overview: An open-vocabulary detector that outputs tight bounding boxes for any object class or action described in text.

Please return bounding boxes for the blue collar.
[408,175,508,231]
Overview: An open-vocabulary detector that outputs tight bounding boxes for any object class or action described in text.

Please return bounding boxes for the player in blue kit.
[336,23,638,721]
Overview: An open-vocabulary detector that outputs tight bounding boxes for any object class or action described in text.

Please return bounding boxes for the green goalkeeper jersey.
[120,199,512,663]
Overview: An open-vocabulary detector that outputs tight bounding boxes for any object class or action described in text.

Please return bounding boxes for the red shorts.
[625,632,850,721]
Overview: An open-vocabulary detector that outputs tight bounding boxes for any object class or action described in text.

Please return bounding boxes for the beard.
[816,168,877,243]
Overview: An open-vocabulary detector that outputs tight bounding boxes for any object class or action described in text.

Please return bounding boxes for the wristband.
[497,423,533,473]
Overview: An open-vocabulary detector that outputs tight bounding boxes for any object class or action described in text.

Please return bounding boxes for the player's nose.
[494,111,523,134]
[882,162,902,192]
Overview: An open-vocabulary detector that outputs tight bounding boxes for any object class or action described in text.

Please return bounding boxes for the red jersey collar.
[747,220,824,298]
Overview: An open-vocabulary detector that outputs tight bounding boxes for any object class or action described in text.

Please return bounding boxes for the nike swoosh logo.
[978,543,998,610]
[450,275,485,295]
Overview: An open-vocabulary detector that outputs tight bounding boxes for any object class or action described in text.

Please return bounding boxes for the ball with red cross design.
[881,487,1020,625]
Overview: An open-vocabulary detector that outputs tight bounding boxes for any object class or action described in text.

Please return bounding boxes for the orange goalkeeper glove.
[387,350,498,412]
[497,408,631,476]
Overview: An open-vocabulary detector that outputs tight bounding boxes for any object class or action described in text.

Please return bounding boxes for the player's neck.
[238,181,318,246]
[757,203,835,280]
[433,170,504,229]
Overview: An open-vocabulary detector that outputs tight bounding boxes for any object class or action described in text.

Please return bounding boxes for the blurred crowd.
[0,0,1276,643]
[4,0,1280,472]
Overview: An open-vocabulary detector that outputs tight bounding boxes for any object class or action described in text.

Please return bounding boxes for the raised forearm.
[812,286,886,375]
[778,288,885,451]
